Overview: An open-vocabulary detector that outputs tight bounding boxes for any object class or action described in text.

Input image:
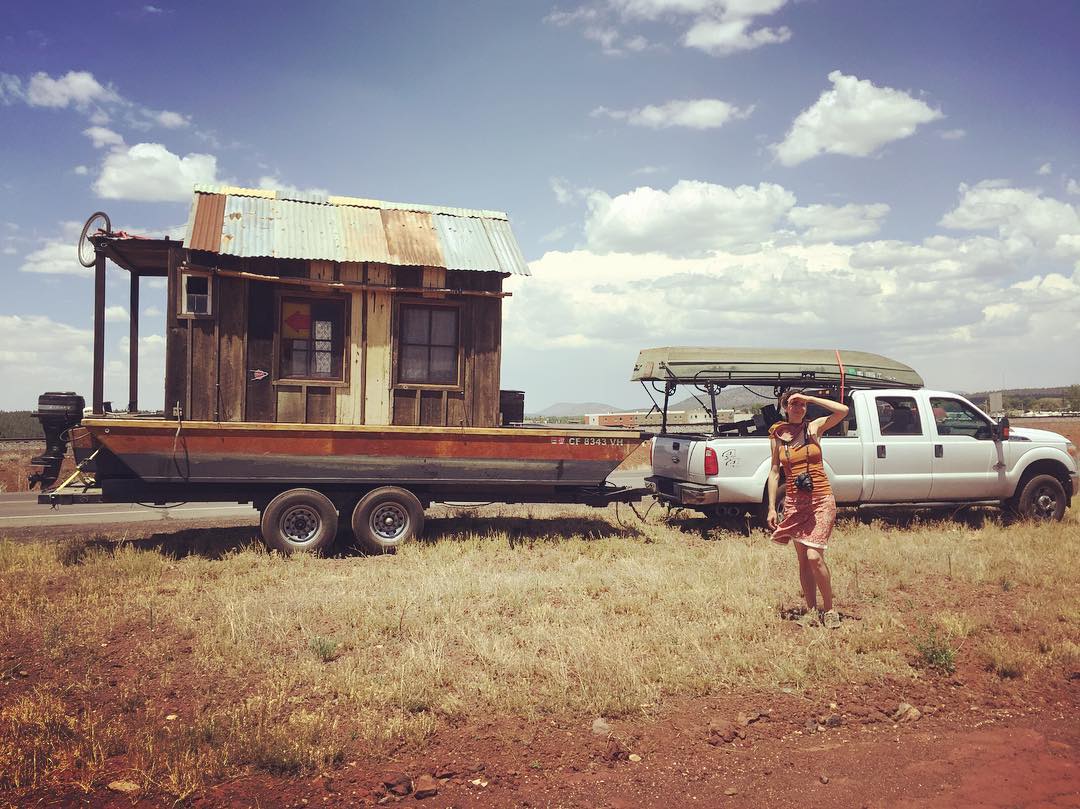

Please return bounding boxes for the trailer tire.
[260,488,339,555]
[352,486,425,553]
[1009,474,1067,522]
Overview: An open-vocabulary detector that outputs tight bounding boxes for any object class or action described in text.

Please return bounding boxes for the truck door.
[867,393,933,501]
[928,396,1006,499]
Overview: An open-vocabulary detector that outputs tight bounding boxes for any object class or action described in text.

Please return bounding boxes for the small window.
[931,397,991,438]
[279,297,346,381]
[877,396,923,436]
[181,273,211,315]
[397,304,459,385]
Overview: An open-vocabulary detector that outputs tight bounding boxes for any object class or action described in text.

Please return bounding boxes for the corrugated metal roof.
[183,185,529,275]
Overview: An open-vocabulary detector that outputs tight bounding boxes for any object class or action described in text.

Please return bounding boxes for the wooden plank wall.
[165,256,504,427]
[364,265,393,425]
[335,262,365,424]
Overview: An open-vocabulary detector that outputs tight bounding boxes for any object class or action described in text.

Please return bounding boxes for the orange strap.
[835,348,845,403]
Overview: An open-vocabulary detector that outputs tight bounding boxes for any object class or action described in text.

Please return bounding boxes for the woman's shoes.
[796,609,841,629]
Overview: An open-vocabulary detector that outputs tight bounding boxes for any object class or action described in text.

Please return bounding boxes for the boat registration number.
[550,437,628,445]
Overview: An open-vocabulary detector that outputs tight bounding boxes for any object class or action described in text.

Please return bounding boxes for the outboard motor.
[29,392,85,490]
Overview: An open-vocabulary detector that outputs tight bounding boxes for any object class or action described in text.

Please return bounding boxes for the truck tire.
[351,486,425,553]
[1010,474,1067,522]
[260,488,339,555]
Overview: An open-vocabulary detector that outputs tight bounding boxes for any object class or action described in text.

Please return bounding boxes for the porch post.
[128,272,139,412]
[92,249,106,414]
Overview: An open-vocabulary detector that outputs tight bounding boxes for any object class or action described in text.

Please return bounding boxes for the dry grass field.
[1,500,1077,806]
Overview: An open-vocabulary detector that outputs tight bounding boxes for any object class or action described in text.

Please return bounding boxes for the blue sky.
[2,0,1078,411]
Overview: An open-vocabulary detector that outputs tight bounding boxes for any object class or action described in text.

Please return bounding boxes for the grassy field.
[1,503,1077,800]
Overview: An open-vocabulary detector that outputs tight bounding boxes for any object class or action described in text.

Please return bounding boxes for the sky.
[1,0,1078,413]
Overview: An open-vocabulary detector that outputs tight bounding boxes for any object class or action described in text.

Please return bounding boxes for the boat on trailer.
[32,188,649,554]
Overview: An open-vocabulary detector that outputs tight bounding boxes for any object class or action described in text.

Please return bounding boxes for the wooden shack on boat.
[89,185,529,426]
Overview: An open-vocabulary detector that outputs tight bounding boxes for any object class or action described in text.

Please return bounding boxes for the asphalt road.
[0,470,648,528]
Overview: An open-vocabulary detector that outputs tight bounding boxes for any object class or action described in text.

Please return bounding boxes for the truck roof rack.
[630,347,924,390]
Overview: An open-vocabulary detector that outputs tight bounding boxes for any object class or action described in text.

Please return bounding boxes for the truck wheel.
[260,488,339,555]
[352,486,425,553]
[1011,474,1067,522]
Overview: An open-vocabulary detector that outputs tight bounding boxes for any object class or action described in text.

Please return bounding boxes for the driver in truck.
[767,391,850,629]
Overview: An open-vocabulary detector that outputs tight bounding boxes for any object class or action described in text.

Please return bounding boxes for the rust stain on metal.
[381,209,445,267]
[188,193,226,252]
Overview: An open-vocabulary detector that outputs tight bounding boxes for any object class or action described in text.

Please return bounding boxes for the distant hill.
[670,386,773,413]
[530,402,625,418]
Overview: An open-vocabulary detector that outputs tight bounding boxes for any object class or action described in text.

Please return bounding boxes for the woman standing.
[766,391,849,629]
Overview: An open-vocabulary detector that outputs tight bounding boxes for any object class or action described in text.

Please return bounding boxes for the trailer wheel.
[1009,474,1066,522]
[260,488,339,555]
[352,486,425,553]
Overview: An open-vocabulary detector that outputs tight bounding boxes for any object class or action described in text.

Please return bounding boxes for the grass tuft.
[914,625,957,674]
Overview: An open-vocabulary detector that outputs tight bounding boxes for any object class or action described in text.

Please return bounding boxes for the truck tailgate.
[652,435,698,480]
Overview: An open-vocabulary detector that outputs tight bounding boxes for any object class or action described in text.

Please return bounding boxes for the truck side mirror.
[993,417,1010,441]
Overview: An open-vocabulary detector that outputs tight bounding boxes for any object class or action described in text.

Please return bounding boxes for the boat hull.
[78,419,645,489]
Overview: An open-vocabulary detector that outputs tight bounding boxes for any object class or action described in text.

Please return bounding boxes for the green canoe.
[630,347,924,389]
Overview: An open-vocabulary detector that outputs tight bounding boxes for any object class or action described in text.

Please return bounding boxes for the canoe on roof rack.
[630,347,924,389]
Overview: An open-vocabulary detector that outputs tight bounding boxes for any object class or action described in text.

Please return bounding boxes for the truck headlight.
[1067,441,1078,465]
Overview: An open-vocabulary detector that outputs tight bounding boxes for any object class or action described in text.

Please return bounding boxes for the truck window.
[930,397,990,438]
[877,396,922,435]
[808,395,857,437]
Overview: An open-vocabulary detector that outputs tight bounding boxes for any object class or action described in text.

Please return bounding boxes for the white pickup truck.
[632,348,1078,522]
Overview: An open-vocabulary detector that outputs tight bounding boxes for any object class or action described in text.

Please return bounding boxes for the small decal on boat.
[550,437,627,446]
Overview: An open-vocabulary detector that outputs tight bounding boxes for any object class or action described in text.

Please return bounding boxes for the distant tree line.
[0,411,43,439]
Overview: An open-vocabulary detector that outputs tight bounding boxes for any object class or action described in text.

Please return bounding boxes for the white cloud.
[0,73,23,104]
[2,246,16,256]
[0,314,168,410]
[773,71,943,166]
[548,0,791,57]
[254,176,329,199]
[105,306,129,322]
[938,128,966,140]
[592,98,753,129]
[584,179,796,256]
[73,165,89,175]
[95,143,219,202]
[151,109,188,128]
[788,202,890,242]
[19,222,89,277]
[25,70,120,109]
[939,181,1080,257]
[1037,162,1052,176]
[550,177,576,205]
[1066,179,1080,197]
[83,126,125,148]
[144,306,163,317]
[683,16,790,55]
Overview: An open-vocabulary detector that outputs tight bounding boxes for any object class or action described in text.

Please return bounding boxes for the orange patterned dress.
[769,421,837,550]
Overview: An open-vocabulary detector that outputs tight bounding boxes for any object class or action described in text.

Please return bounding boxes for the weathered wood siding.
[165,255,504,427]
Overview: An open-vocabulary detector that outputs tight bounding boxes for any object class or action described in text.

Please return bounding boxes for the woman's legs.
[796,542,833,613]
[794,542,818,611]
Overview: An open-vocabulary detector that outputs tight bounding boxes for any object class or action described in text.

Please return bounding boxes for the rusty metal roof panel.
[381,209,446,267]
[340,205,391,264]
[482,218,531,276]
[183,188,528,272]
[186,193,226,252]
[433,213,499,271]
